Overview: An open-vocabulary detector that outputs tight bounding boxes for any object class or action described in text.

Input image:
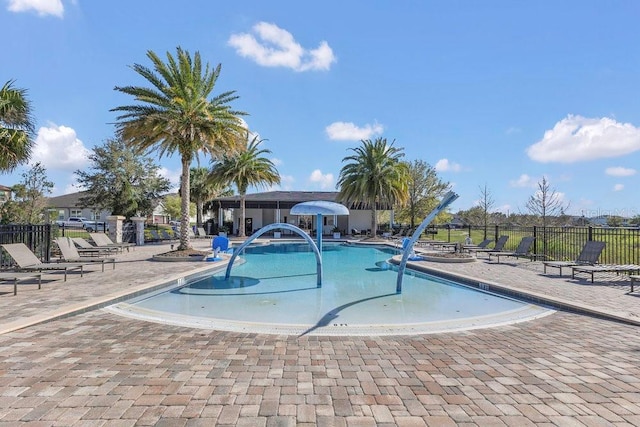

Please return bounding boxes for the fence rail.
[428,225,640,265]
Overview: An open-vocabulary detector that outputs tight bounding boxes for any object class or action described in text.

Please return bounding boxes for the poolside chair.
[197,227,209,238]
[72,237,121,255]
[488,236,535,263]
[55,237,116,272]
[462,238,492,252]
[468,235,509,257]
[0,243,88,281]
[0,271,42,295]
[161,229,177,241]
[89,233,135,252]
[543,241,606,276]
[571,264,640,283]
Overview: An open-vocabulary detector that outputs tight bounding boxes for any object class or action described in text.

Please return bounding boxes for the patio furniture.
[462,238,492,252]
[543,241,606,276]
[488,236,535,264]
[55,237,116,272]
[1,243,88,281]
[571,264,640,283]
[89,233,135,252]
[0,271,42,296]
[71,237,121,255]
[468,235,509,257]
[630,275,640,293]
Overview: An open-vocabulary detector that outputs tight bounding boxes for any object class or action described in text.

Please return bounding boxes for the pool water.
[107,243,553,336]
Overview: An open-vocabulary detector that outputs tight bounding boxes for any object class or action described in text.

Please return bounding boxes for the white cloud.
[325,121,384,141]
[509,174,537,188]
[496,204,512,215]
[527,115,640,163]
[270,157,283,166]
[31,124,90,171]
[434,158,462,172]
[605,166,636,177]
[228,22,336,72]
[613,184,624,191]
[158,167,181,192]
[7,0,63,17]
[278,174,295,190]
[309,169,334,189]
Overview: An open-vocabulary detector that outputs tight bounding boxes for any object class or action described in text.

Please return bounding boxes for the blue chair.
[212,236,229,252]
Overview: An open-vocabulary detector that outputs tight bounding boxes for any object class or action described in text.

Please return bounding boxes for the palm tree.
[336,138,409,238]
[187,166,232,228]
[111,47,246,250]
[208,134,280,237]
[0,80,35,172]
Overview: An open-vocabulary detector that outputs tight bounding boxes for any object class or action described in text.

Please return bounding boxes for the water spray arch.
[224,223,323,287]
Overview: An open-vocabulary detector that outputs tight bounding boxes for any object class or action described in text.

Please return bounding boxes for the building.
[0,184,12,205]
[46,191,111,223]
[211,191,382,236]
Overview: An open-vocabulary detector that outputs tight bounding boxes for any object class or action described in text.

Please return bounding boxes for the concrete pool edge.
[0,259,230,335]
[393,256,640,328]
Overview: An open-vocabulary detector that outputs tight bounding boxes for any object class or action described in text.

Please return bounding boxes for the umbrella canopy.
[290,201,349,216]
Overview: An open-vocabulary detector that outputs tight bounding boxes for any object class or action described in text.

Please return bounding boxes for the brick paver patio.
[1,239,639,426]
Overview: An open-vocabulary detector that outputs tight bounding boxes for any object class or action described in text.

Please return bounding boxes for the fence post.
[533,226,538,256]
[588,226,593,241]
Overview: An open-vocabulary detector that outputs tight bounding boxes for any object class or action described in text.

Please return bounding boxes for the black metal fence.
[0,224,53,266]
[430,225,640,265]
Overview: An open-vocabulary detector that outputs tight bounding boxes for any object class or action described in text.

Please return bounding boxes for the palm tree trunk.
[239,193,246,237]
[196,200,203,228]
[179,157,191,250]
[372,208,378,238]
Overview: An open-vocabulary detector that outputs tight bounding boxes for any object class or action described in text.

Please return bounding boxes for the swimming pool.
[106,243,553,336]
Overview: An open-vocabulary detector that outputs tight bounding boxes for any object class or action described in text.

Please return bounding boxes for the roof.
[46,191,96,208]
[211,191,390,210]
[213,191,341,209]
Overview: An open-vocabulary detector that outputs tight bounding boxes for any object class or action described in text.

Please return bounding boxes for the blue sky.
[2,0,640,218]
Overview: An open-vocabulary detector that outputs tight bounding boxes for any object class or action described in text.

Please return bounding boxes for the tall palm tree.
[337,138,409,238]
[111,47,246,250]
[0,80,35,172]
[209,134,280,237]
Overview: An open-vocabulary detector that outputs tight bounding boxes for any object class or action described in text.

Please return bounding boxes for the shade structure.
[290,201,349,253]
[290,201,349,216]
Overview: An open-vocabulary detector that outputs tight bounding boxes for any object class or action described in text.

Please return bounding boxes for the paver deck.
[1,238,639,426]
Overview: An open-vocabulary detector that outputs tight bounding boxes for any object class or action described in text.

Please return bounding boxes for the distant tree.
[337,138,409,238]
[477,183,495,235]
[525,176,570,228]
[208,134,280,237]
[0,80,35,172]
[0,162,53,223]
[607,216,623,227]
[161,194,194,220]
[75,138,171,218]
[393,159,449,230]
[630,215,640,226]
[184,167,233,228]
[112,46,247,250]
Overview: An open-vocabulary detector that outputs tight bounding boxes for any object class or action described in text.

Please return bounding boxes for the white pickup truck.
[56,217,108,232]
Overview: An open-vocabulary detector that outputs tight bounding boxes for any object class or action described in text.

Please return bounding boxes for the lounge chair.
[543,241,606,276]
[71,237,121,255]
[0,271,42,295]
[1,243,88,281]
[161,229,177,241]
[89,233,135,252]
[197,227,209,238]
[55,237,116,272]
[468,235,509,257]
[571,264,640,283]
[462,238,492,252]
[488,236,535,263]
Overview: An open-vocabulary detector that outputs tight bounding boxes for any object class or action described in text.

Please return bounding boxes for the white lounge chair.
[1,243,88,281]
[0,271,42,295]
[55,237,116,272]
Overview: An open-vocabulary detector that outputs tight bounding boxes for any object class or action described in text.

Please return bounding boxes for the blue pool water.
[107,243,553,335]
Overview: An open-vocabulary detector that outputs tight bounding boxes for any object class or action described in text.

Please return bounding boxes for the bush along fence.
[428,225,640,265]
